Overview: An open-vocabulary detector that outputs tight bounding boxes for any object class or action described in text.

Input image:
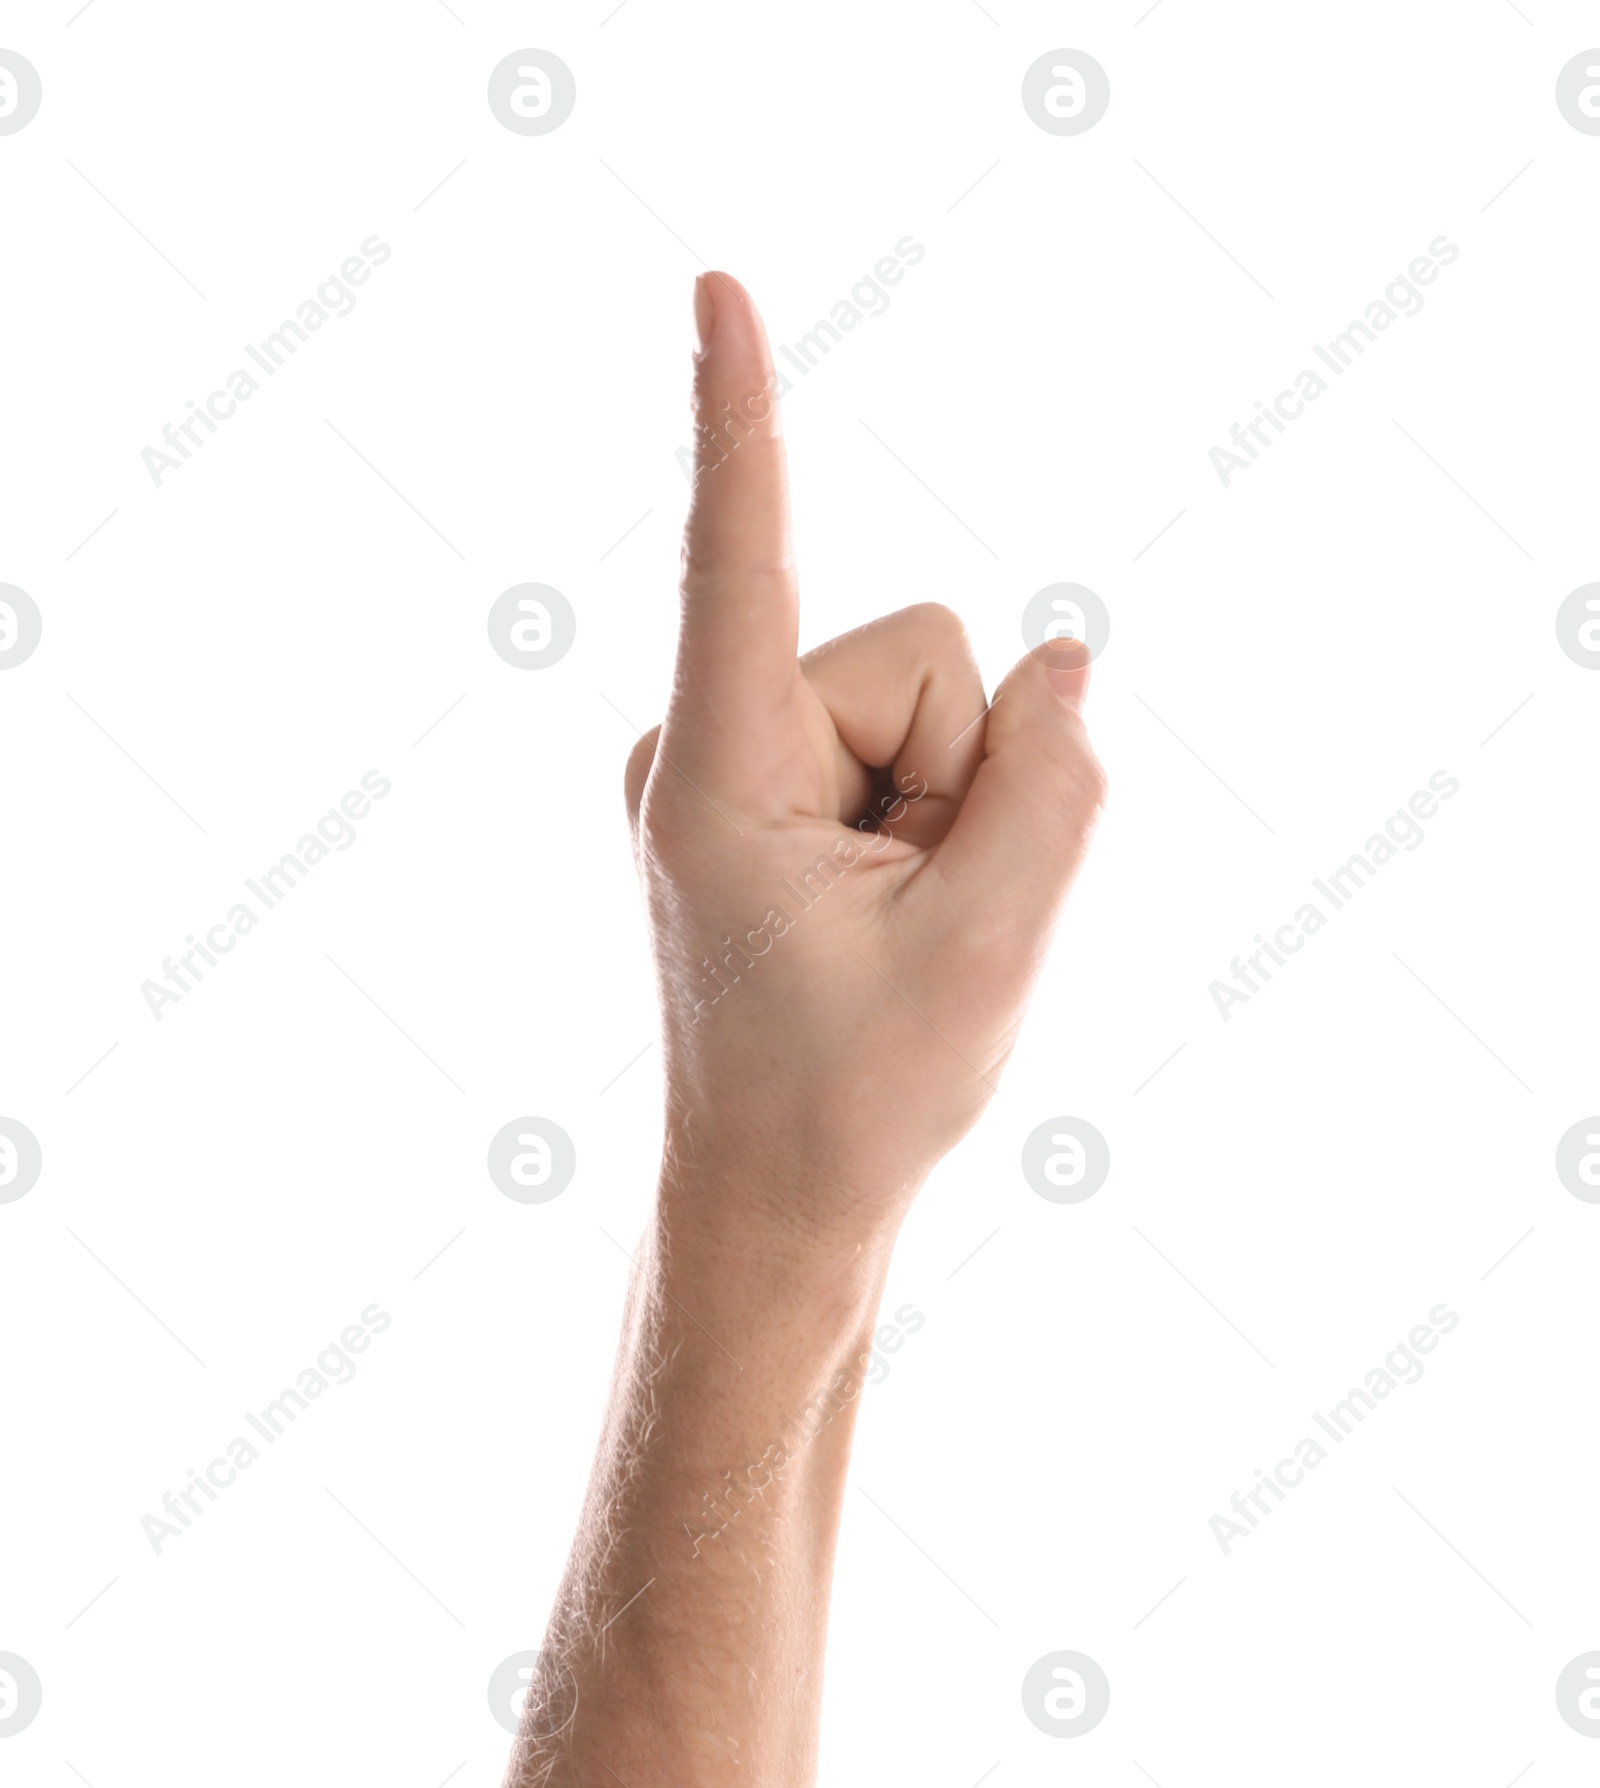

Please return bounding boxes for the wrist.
[655,1148,906,1313]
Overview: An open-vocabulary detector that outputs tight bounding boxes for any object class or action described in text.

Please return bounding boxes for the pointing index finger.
[673,272,800,742]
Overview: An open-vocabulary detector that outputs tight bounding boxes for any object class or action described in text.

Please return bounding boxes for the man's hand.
[628,270,1106,1254]
[504,272,1105,1788]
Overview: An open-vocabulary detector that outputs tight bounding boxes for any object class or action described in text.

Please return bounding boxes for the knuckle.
[1043,725,1109,816]
[678,558,795,607]
[901,600,967,646]
[1076,744,1111,812]
[623,726,661,816]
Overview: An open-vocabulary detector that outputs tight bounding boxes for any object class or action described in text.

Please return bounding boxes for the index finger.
[669,272,800,762]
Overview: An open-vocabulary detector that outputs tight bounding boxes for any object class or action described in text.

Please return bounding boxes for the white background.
[3,2,1598,1783]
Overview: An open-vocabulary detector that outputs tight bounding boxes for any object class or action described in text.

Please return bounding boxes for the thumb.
[924,638,1107,938]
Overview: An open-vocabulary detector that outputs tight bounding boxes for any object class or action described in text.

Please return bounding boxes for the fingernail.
[693,274,714,353]
[1042,635,1092,700]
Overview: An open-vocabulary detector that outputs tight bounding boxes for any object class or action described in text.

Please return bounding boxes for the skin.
[501,272,1106,1787]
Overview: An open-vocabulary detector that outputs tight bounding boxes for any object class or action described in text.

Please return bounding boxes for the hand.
[626,272,1107,1256]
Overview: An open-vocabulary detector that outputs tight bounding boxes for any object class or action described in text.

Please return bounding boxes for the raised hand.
[627,271,1107,1246]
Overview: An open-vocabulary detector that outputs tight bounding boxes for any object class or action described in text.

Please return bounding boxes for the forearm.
[506,1166,899,1787]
